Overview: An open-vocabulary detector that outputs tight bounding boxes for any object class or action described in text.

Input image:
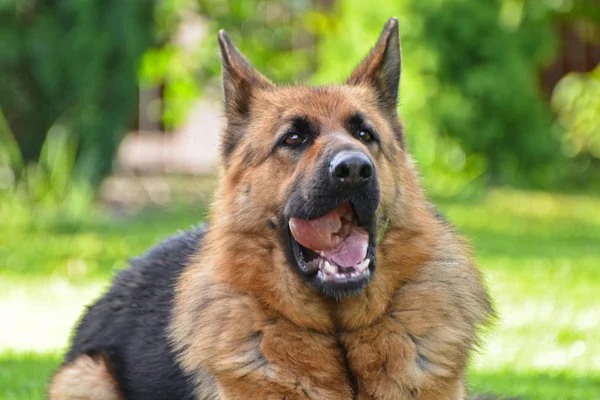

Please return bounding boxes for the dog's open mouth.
[288,202,374,294]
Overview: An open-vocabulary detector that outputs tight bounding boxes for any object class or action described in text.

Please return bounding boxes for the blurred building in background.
[119,13,222,175]
[118,99,222,175]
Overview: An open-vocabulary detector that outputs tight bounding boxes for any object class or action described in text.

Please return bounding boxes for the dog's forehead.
[257,85,378,121]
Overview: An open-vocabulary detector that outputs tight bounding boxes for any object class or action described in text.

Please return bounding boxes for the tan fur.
[169,18,494,400]
[49,354,123,400]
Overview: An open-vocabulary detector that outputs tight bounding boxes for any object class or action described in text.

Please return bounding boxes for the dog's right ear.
[218,30,273,163]
[218,30,273,121]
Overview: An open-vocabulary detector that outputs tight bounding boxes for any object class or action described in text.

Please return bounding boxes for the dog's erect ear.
[346,18,401,115]
[218,30,273,163]
[218,30,273,122]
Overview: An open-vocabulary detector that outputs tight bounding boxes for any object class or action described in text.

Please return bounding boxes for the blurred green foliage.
[553,65,600,159]
[139,0,319,129]
[195,0,317,82]
[0,113,94,227]
[0,0,155,185]
[139,0,200,129]
[0,0,599,204]
[551,65,600,187]
[312,0,568,193]
[171,0,597,194]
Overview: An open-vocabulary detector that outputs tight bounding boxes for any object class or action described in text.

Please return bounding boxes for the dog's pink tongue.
[319,226,368,267]
[289,204,368,268]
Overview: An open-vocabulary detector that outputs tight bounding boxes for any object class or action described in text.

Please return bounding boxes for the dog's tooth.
[357,258,371,271]
[324,261,336,275]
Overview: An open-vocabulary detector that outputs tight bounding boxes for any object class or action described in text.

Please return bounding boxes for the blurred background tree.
[553,65,600,159]
[0,0,599,212]
[178,0,599,195]
[0,0,154,186]
[304,0,599,193]
[139,0,319,131]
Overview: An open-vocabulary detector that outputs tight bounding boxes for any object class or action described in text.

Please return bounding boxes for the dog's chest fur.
[169,224,490,400]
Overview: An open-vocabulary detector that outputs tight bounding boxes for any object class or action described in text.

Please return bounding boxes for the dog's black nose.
[330,151,373,186]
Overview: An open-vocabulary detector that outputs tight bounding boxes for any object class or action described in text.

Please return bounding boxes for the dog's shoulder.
[77,224,207,322]
[62,225,209,399]
[115,224,208,291]
[66,225,207,356]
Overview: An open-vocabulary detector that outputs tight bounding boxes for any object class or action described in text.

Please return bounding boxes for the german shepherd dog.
[50,18,493,400]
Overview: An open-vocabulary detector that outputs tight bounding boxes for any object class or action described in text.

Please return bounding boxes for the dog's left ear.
[347,18,401,115]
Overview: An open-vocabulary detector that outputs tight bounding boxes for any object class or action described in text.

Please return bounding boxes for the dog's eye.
[283,133,308,147]
[355,130,374,143]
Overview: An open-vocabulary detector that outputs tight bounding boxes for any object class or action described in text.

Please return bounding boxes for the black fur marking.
[429,205,450,225]
[391,119,405,147]
[61,227,210,400]
[283,154,380,227]
[288,116,317,140]
[345,112,381,146]
[272,115,319,154]
[221,122,247,164]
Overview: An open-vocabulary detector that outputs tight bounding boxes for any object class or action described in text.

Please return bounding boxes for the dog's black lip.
[286,199,370,226]
[285,189,378,225]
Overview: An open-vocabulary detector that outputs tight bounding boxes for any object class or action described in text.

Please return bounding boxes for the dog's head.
[215,19,408,298]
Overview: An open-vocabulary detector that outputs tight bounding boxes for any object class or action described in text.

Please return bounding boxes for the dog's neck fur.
[193,152,443,334]
[335,153,443,329]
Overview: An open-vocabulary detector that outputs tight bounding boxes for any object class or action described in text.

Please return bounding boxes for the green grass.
[0,353,60,400]
[444,189,600,399]
[0,205,208,280]
[1,188,599,399]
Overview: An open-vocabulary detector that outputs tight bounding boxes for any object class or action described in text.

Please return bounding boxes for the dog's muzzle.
[283,149,380,298]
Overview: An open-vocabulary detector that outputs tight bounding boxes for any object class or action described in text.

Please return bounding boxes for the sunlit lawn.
[1,189,599,399]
